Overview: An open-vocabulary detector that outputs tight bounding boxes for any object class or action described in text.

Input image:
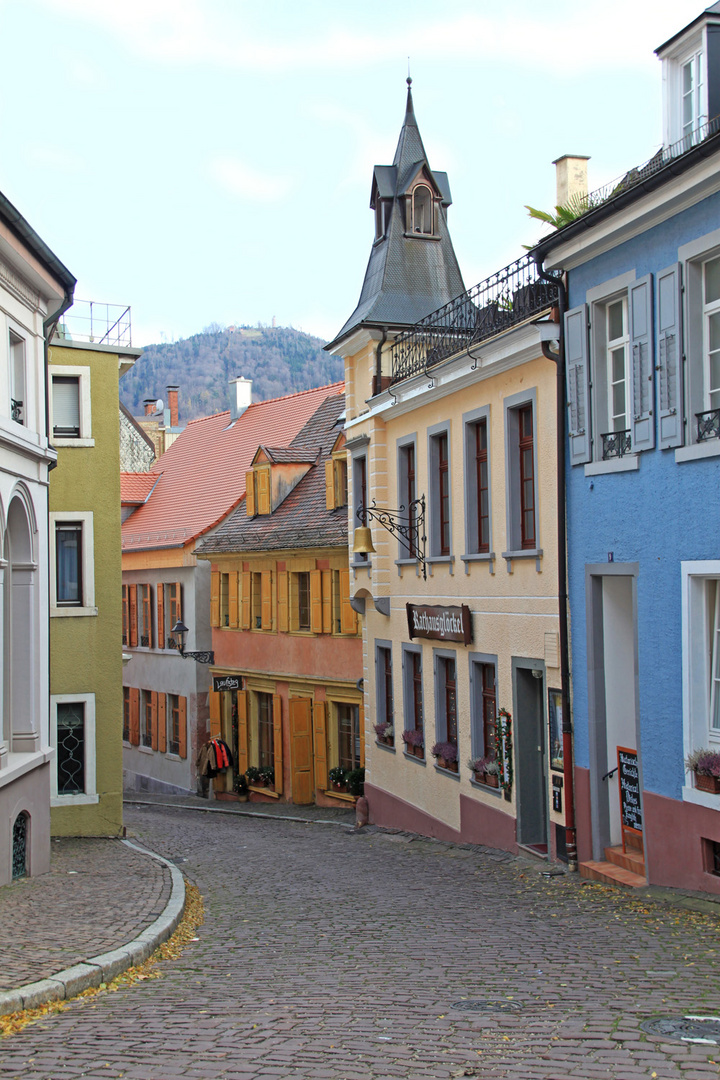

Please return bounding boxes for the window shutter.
[158,694,167,754]
[277,571,289,632]
[339,568,357,635]
[237,690,249,774]
[273,694,283,794]
[310,570,323,633]
[325,460,336,510]
[228,571,239,628]
[129,585,138,647]
[178,697,187,759]
[210,570,220,627]
[129,687,140,746]
[313,702,328,791]
[261,571,272,629]
[656,263,684,449]
[564,304,592,465]
[143,586,154,648]
[52,376,80,435]
[150,691,158,751]
[257,468,271,514]
[122,584,129,646]
[241,571,251,628]
[245,472,256,517]
[171,582,182,626]
[321,570,332,633]
[157,584,165,649]
[209,686,222,738]
[629,274,655,452]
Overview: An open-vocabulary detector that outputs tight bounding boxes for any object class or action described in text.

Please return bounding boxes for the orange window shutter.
[237,690,249,774]
[122,585,128,645]
[129,687,140,746]
[210,570,220,627]
[277,571,289,632]
[310,570,323,634]
[313,702,328,791]
[209,686,222,738]
[273,694,283,794]
[241,571,251,629]
[129,585,138,647]
[173,582,182,624]
[143,587,153,648]
[157,584,165,649]
[261,571,272,629]
[257,468,271,514]
[150,691,158,751]
[340,568,357,635]
[245,472,256,516]
[325,459,336,510]
[321,570,332,634]
[178,697,187,759]
[158,694,167,754]
[228,571,239,628]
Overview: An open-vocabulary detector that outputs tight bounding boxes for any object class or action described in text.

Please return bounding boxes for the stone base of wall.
[123,769,194,798]
[644,790,720,895]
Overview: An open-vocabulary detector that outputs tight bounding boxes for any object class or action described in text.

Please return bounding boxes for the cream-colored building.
[327,83,571,861]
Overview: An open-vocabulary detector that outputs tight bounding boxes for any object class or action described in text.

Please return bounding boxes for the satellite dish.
[156,398,164,412]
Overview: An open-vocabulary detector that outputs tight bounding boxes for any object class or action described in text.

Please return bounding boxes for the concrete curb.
[125,797,356,829]
[0,838,186,1019]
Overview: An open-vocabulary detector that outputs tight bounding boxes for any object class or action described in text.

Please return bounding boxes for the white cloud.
[208,157,292,202]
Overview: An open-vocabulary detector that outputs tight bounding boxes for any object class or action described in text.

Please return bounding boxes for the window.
[336,703,360,770]
[434,652,458,749]
[352,453,368,561]
[681,50,706,142]
[122,585,129,646]
[168,694,181,755]
[50,693,97,806]
[463,407,492,560]
[375,643,394,734]
[166,582,182,646]
[141,689,155,748]
[50,512,95,615]
[49,366,92,444]
[409,184,433,235]
[123,687,131,742]
[397,438,418,559]
[138,583,153,647]
[325,456,348,510]
[503,393,539,556]
[252,572,262,629]
[606,298,630,436]
[470,656,497,760]
[256,692,274,768]
[682,562,720,798]
[9,330,25,425]
[297,572,310,630]
[220,573,230,627]
[429,425,451,558]
[703,255,720,416]
[518,405,535,549]
[402,644,424,751]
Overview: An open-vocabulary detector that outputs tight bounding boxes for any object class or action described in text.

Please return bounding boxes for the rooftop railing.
[390,253,561,385]
[55,299,132,348]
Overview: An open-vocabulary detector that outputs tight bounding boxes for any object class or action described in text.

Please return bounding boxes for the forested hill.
[121,324,343,421]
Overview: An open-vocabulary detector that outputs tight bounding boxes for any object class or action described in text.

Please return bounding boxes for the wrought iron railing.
[602,430,632,460]
[390,254,561,385]
[55,299,132,348]
[697,408,720,442]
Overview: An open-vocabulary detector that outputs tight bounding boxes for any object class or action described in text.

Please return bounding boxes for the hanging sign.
[213,674,241,693]
[406,603,472,645]
[617,746,642,834]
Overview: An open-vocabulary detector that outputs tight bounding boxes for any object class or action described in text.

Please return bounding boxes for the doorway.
[289,697,314,804]
[514,661,548,851]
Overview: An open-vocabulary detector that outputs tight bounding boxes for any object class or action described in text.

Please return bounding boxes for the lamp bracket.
[357,495,427,580]
[180,649,215,665]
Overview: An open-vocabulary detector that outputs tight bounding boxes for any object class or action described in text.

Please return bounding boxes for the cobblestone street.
[2,804,720,1080]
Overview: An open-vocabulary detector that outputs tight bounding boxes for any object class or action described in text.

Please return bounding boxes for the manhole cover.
[451,999,522,1013]
[641,1015,720,1043]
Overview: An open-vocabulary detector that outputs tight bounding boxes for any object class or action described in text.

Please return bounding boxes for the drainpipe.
[375,327,388,394]
[533,254,577,870]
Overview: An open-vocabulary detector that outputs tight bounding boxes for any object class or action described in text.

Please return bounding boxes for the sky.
[0,0,709,347]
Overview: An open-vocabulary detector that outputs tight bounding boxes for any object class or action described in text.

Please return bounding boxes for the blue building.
[536,3,720,893]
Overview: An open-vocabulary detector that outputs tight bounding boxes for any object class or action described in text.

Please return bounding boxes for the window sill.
[675,440,720,463]
[51,605,98,618]
[584,456,639,476]
[426,555,455,577]
[433,763,460,781]
[137,745,154,755]
[403,750,426,766]
[322,788,356,802]
[248,785,280,798]
[51,793,99,807]
[375,740,395,753]
[351,558,372,571]
[501,548,543,573]
[52,437,95,448]
[682,784,720,810]
[470,776,503,797]
[461,552,495,575]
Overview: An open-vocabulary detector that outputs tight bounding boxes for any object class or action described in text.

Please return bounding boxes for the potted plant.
[259,765,275,787]
[245,765,262,786]
[686,749,720,793]
[431,741,459,773]
[402,728,424,758]
[468,756,500,788]
[374,721,394,746]
[347,767,365,798]
[328,765,347,791]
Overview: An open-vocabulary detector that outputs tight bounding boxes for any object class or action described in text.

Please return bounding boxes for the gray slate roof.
[327,82,465,349]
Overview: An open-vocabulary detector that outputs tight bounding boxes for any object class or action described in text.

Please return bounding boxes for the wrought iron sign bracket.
[180,649,215,665]
[357,496,428,580]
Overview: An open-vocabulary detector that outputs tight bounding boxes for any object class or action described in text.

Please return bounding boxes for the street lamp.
[170,620,214,665]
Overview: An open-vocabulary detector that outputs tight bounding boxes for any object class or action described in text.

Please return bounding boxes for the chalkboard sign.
[617,746,642,835]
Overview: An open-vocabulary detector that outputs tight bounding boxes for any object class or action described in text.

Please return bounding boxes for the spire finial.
[407,57,412,87]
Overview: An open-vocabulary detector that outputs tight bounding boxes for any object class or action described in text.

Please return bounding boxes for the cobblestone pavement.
[0,836,172,991]
[2,804,720,1080]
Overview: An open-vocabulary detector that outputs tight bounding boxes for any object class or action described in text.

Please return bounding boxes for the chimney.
[143,398,156,416]
[229,376,253,420]
[166,385,179,428]
[552,155,590,208]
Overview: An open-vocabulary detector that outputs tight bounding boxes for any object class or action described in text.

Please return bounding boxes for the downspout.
[534,254,577,870]
[375,327,388,393]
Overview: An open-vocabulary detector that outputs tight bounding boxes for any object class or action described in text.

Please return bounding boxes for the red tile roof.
[121,382,343,552]
[120,472,162,505]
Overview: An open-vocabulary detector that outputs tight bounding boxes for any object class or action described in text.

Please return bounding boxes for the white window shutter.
[656,263,684,449]
[564,305,592,465]
[629,274,655,452]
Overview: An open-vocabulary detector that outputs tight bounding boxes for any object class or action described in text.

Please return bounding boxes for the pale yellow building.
[327,83,570,861]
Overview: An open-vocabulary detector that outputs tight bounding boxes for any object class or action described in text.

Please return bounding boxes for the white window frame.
[682,560,720,808]
[662,31,707,148]
[50,365,93,447]
[8,327,26,428]
[50,511,97,617]
[702,255,720,413]
[605,296,630,434]
[50,692,98,806]
[677,229,720,461]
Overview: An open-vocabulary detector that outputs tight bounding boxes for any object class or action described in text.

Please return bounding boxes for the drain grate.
[641,1015,720,1043]
[451,999,522,1013]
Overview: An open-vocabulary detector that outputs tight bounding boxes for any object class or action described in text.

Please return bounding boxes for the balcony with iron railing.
[55,299,132,349]
[390,253,562,386]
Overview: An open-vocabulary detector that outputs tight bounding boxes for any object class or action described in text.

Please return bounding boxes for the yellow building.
[327,83,571,861]
[48,306,141,835]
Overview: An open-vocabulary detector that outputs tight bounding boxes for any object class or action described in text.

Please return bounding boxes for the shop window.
[256,692,274,769]
[336,702,361,771]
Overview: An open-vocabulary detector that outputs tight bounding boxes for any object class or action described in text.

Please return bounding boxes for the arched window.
[12,811,28,879]
[412,185,433,235]
[6,494,36,749]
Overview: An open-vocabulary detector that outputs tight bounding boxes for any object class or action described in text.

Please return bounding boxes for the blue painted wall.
[566,190,720,800]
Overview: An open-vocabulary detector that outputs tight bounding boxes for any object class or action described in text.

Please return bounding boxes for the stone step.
[579,859,648,889]
[604,845,646,876]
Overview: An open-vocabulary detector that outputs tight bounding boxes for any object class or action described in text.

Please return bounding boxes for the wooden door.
[289,697,314,804]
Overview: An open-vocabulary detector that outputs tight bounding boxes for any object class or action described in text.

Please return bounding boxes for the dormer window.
[682,49,706,141]
[374,199,391,240]
[659,25,711,149]
[411,185,433,235]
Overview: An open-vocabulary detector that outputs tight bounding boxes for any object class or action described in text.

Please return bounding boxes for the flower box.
[482,771,499,788]
[438,757,458,773]
[695,773,720,794]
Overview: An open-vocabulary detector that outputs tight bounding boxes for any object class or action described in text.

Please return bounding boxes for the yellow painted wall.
[48,343,129,836]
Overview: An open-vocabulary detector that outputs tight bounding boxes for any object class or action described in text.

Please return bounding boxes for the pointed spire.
[393,76,428,174]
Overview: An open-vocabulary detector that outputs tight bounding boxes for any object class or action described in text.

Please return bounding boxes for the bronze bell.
[352,525,376,555]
